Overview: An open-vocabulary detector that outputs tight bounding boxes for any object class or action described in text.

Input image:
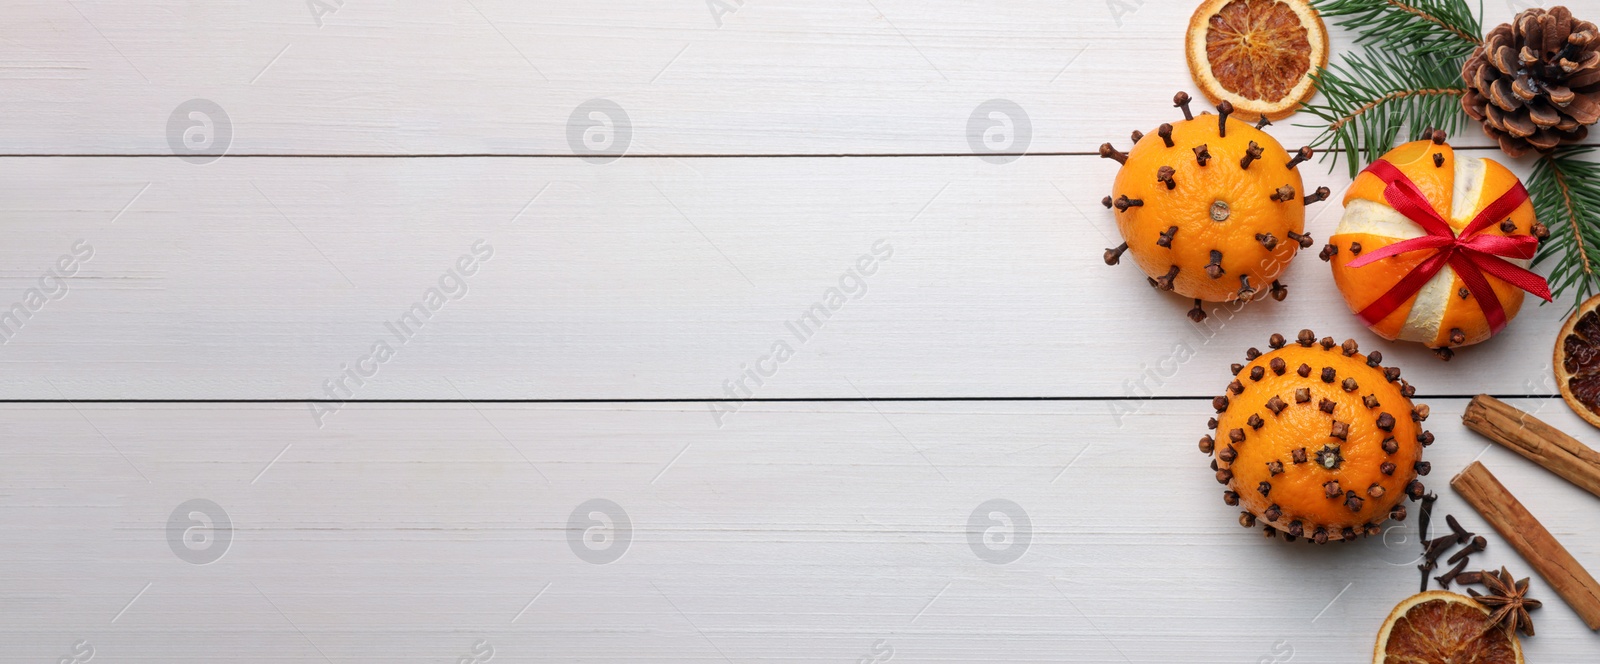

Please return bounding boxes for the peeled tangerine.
[1201,330,1432,543]
[1324,132,1551,360]
[1101,92,1332,322]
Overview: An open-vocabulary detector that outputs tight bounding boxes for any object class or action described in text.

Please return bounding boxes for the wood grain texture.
[0,154,1576,400]
[2,398,1598,662]
[0,0,1584,155]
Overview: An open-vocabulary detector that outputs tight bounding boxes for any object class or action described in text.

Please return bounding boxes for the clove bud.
[1446,535,1486,565]
[1256,232,1278,250]
[1239,141,1263,169]
[1158,123,1174,147]
[1173,91,1193,120]
[1157,165,1176,189]
[1376,412,1396,431]
[1269,185,1295,202]
[1205,250,1224,278]
[1193,144,1211,166]
[1154,265,1178,290]
[1157,225,1178,248]
[1286,146,1313,170]
[1286,230,1313,248]
[1104,243,1128,265]
[1269,280,1287,301]
[1303,186,1331,206]
[1217,100,1233,137]
[1099,143,1127,164]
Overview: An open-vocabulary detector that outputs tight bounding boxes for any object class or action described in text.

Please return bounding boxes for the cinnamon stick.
[1463,395,1600,499]
[1452,461,1600,630]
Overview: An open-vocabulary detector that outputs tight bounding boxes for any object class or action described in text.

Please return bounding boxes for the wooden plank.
[1,398,1595,661]
[0,0,1572,155]
[0,154,1574,400]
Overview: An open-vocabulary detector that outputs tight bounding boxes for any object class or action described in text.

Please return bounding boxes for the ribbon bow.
[1345,159,1551,334]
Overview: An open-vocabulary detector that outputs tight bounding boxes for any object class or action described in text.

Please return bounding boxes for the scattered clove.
[1436,558,1470,588]
[1447,535,1487,565]
[1269,280,1287,301]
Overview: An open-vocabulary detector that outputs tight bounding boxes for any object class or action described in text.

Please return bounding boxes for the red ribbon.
[1344,159,1551,334]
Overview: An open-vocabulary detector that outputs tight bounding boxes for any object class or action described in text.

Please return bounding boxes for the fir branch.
[1299,47,1469,177]
[1530,148,1600,306]
[1314,0,1482,57]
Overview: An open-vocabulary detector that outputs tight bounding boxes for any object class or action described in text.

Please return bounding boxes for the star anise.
[1468,566,1542,637]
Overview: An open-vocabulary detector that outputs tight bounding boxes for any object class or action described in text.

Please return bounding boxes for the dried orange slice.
[1373,591,1523,664]
[1186,0,1328,121]
[1555,293,1600,429]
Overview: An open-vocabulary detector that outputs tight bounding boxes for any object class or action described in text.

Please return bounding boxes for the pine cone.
[1462,6,1600,157]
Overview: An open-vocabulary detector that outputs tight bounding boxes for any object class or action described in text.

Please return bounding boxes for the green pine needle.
[1314,0,1481,58]
[1529,148,1600,309]
[1299,48,1469,178]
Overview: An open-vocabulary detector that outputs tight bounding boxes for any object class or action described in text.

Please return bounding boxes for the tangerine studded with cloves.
[1201,330,1431,543]
[1101,92,1331,322]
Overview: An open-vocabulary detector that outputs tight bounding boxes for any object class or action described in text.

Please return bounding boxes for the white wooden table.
[6,1,1600,661]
